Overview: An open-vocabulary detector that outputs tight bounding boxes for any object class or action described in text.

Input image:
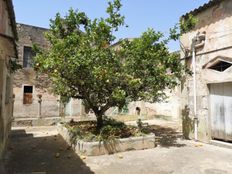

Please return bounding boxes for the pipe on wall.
[192,32,206,141]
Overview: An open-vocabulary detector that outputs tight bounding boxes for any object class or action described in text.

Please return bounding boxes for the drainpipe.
[192,44,198,141]
[192,32,206,141]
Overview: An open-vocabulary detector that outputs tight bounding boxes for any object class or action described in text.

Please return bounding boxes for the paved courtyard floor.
[4,125,232,174]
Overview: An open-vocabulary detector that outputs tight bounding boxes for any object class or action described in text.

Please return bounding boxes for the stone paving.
[4,124,232,174]
[86,140,232,174]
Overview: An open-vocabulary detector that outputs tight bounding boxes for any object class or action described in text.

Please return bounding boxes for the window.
[209,61,232,72]
[23,46,34,68]
[23,86,33,104]
[203,56,232,72]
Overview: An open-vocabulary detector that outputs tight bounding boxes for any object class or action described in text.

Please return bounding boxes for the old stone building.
[180,0,232,143]
[0,0,17,161]
[13,23,84,126]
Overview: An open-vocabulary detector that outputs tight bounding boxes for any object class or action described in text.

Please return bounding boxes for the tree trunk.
[96,114,103,131]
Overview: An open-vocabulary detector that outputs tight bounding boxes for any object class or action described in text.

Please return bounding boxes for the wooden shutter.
[23,93,33,104]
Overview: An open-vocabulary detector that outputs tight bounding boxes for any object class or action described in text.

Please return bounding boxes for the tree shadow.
[5,129,94,174]
[149,125,185,148]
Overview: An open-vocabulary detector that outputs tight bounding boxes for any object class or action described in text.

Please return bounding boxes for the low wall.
[57,123,156,156]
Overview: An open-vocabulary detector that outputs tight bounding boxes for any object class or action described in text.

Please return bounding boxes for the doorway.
[209,82,232,141]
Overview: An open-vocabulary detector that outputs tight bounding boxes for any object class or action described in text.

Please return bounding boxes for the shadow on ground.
[6,129,94,174]
[150,125,186,148]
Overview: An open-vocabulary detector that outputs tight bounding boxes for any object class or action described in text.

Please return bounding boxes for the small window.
[23,86,33,104]
[23,46,35,68]
[209,61,232,72]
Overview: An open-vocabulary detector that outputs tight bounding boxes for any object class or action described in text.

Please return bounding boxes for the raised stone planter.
[12,117,61,127]
[57,123,156,156]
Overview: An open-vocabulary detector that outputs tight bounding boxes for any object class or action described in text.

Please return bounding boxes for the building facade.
[180,0,232,143]
[0,0,17,160]
[13,23,85,125]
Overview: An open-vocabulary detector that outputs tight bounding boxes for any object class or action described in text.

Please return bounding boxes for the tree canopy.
[34,0,187,129]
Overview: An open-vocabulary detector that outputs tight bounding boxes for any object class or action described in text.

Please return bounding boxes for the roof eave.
[181,0,226,19]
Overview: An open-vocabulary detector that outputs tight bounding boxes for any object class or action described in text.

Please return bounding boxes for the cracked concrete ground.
[4,125,232,174]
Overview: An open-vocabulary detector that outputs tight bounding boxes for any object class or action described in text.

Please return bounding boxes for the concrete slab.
[5,126,232,174]
[85,140,232,174]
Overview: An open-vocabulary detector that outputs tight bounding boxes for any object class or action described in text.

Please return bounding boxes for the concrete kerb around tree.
[57,123,156,156]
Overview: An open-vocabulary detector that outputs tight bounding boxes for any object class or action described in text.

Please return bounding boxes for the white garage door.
[210,83,232,141]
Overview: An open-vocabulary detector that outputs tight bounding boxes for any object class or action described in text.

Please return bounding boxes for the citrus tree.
[34,0,187,130]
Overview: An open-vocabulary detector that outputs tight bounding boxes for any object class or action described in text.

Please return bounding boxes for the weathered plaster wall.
[127,88,180,120]
[180,0,232,142]
[0,0,16,159]
[105,86,181,121]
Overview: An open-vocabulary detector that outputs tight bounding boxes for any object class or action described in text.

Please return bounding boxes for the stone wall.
[0,0,17,160]
[180,0,232,142]
[14,24,61,118]
[14,23,85,119]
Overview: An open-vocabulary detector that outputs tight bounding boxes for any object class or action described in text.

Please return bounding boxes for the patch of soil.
[65,118,153,142]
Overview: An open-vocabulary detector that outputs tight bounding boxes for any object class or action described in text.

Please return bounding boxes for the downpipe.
[192,32,205,141]
[192,45,198,141]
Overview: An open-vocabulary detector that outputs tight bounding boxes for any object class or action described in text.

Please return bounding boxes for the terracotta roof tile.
[182,0,226,18]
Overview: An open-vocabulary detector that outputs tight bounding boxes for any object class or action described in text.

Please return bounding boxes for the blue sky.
[12,0,209,51]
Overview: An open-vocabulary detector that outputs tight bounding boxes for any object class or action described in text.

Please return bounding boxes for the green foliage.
[66,118,150,144]
[136,119,143,130]
[60,95,70,105]
[169,14,198,41]
[67,125,82,146]
[34,0,187,128]
[180,14,198,34]
[10,58,22,73]
[98,125,118,142]
[136,118,152,136]
[66,121,98,144]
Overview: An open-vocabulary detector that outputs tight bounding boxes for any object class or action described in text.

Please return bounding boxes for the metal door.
[210,83,232,141]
